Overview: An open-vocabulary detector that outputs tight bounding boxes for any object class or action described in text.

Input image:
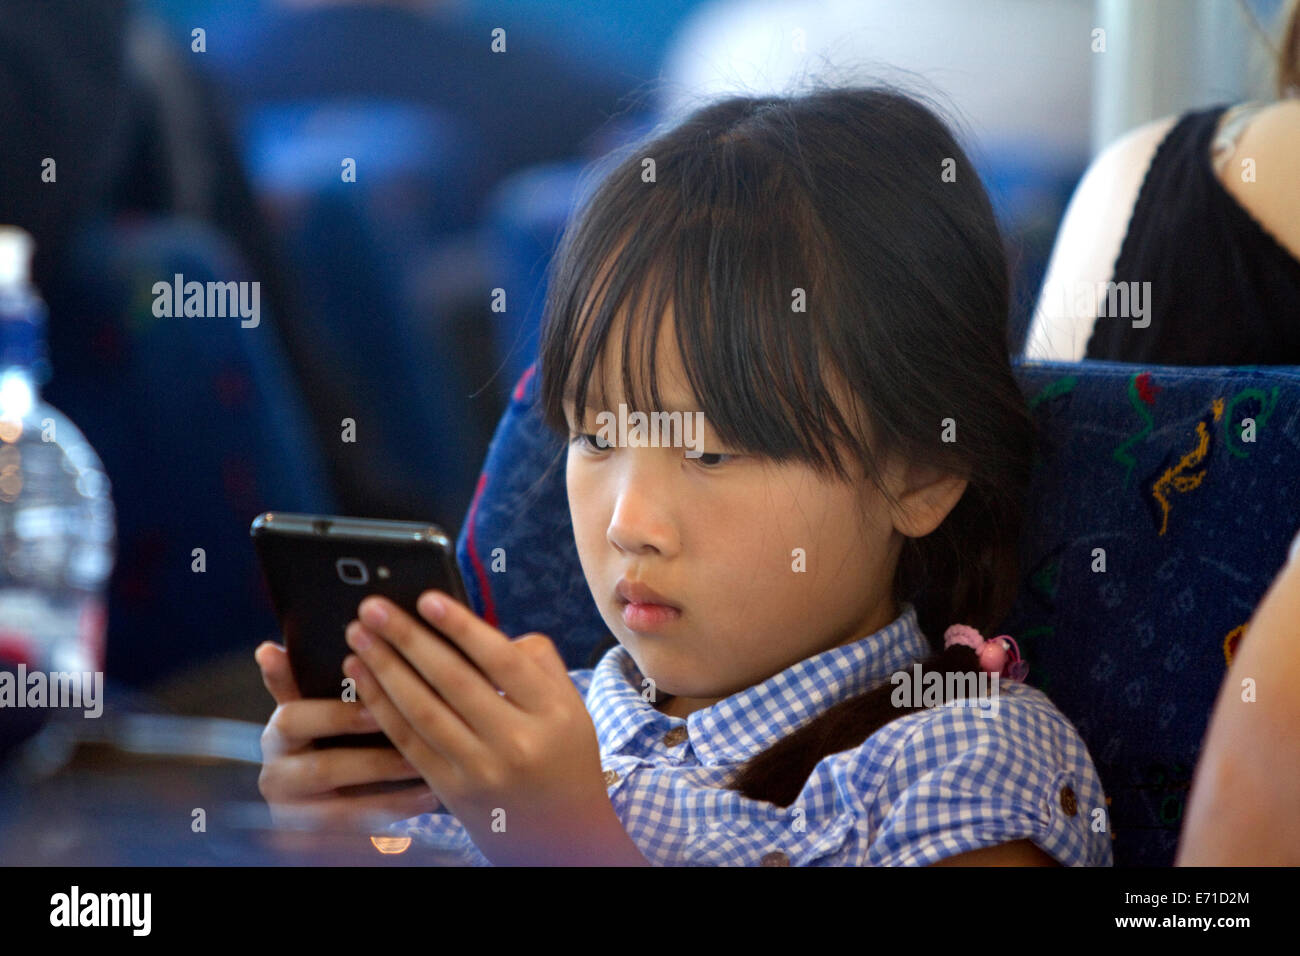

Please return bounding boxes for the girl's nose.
[605,457,680,556]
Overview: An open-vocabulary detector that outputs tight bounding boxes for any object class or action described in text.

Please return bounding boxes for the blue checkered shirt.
[387,601,1114,866]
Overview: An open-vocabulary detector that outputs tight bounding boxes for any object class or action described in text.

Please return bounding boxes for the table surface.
[0,715,466,867]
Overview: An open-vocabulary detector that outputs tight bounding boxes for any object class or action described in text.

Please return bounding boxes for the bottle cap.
[0,226,35,287]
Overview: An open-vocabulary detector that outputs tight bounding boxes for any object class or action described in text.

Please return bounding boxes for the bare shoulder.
[1090,113,1183,178]
[1057,112,1180,257]
[1228,97,1300,153]
[1023,114,1178,362]
[1215,99,1300,260]
[1059,112,1181,258]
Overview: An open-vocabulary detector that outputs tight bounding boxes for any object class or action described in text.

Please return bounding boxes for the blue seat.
[478,116,656,389]
[455,357,1300,867]
[975,145,1087,353]
[479,161,590,390]
[235,98,493,532]
[41,214,338,689]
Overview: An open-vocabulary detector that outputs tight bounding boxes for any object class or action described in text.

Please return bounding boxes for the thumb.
[255,640,302,704]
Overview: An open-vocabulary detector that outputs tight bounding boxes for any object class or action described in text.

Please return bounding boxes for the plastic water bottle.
[0,226,115,683]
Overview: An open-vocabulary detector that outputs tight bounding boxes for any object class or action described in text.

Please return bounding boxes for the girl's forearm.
[485,801,650,866]
[579,805,652,866]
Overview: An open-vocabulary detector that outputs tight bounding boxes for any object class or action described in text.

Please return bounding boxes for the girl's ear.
[882,457,969,539]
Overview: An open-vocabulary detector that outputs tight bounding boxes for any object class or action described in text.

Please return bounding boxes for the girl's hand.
[344,592,648,866]
[254,641,442,831]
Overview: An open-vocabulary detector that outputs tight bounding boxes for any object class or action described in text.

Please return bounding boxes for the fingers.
[355,598,512,729]
[256,641,302,705]
[412,591,552,711]
[261,697,383,757]
[268,785,442,834]
[356,592,551,718]
[257,638,446,838]
[342,648,467,778]
[259,744,424,801]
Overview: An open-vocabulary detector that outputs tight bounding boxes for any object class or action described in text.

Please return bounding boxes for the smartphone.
[251,512,472,750]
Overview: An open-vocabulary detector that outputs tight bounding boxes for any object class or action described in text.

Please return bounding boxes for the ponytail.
[728,643,985,807]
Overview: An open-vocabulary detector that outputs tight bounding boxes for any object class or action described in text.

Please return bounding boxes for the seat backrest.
[43,214,339,688]
[238,98,493,532]
[455,357,1300,867]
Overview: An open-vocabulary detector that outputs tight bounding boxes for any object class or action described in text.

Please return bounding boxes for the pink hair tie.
[943,624,1029,682]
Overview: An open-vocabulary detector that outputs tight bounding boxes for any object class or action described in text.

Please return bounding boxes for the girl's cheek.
[566,460,607,536]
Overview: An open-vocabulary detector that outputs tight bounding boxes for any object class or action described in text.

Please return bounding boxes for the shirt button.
[760,851,790,866]
[603,768,620,786]
[1059,785,1078,816]
[662,726,689,747]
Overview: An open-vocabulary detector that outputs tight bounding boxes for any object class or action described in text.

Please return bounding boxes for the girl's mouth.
[620,601,681,633]
[614,579,682,632]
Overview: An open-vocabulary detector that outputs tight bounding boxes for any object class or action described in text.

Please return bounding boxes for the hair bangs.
[540,133,877,484]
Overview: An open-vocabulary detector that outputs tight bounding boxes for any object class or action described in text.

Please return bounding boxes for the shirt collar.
[586,601,930,766]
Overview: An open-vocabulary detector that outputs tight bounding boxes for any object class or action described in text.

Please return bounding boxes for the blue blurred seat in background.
[478,162,590,391]
[41,213,337,690]
[241,99,490,530]
[977,146,1088,354]
[201,1,642,533]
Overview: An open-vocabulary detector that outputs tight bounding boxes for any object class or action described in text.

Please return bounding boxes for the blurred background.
[0,0,1291,801]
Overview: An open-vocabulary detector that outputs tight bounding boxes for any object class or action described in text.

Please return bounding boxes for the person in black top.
[1023,1,1300,366]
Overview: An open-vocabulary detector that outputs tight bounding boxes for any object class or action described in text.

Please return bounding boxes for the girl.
[256,84,1113,867]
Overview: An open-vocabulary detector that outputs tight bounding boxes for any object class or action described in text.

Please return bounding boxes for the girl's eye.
[693,452,734,468]
[571,432,613,452]
[570,431,738,467]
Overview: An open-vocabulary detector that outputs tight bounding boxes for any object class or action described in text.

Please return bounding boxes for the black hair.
[534,83,1037,808]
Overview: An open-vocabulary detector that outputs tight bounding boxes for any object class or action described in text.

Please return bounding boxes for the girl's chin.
[622,643,682,688]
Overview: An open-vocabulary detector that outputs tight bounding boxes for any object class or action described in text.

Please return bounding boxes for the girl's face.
[562,312,960,716]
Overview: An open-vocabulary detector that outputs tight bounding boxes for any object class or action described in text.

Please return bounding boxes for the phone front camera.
[336,557,369,585]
